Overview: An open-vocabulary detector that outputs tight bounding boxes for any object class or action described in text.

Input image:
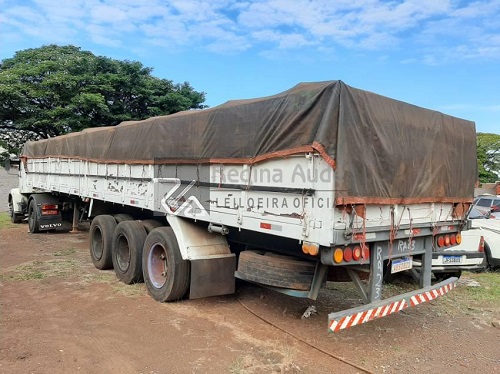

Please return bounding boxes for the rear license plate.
[443,255,462,264]
[391,257,413,274]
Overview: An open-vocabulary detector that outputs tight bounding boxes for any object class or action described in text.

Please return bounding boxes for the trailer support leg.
[367,244,384,302]
[420,252,432,288]
[70,201,79,233]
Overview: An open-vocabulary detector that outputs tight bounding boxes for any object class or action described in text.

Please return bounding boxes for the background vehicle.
[411,208,487,279]
[469,212,500,268]
[7,81,477,332]
[437,206,500,270]
[428,232,486,280]
[473,194,500,219]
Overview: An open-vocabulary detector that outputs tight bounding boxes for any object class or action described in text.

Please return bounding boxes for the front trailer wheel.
[9,200,23,224]
[142,227,190,302]
[112,220,147,284]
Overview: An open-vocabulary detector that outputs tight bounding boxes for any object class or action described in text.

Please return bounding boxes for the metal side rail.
[328,277,457,332]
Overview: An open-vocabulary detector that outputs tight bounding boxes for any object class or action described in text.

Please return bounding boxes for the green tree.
[0,45,206,141]
[477,132,500,183]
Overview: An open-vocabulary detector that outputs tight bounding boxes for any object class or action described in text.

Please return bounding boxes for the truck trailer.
[8,81,477,332]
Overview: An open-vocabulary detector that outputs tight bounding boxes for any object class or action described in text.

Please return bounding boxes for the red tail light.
[343,247,353,262]
[444,235,451,246]
[450,234,457,245]
[352,246,361,261]
[361,244,369,259]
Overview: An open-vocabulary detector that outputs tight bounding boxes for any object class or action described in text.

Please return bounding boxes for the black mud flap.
[189,255,236,299]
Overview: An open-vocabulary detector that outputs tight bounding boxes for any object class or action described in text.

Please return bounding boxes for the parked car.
[408,207,487,280]
[428,231,486,280]
[473,194,500,219]
[468,209,500,268]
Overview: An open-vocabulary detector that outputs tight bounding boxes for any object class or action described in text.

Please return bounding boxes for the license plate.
[443,255,462,264]
[391,257,413,273]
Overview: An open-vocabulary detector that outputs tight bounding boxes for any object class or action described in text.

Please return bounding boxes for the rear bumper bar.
[328,277,457,332]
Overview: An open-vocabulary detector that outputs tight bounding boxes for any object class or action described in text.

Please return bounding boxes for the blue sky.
[0,0,499,134]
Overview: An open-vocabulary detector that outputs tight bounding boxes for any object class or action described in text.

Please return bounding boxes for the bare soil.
[1,221,499,374]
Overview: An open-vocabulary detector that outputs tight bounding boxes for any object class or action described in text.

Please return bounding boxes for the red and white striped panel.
[409,282,455,307]
[329,281,457,332]
[329,300,407,332]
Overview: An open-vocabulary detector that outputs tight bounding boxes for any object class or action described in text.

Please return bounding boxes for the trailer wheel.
[89,215,116,270]
[140,219,163,233]
[8,199,22,224]
[143,227,190,302]
[112,221,148,284]
[236,250,316,291]
[27,199,40,233]
[113,213,134,223]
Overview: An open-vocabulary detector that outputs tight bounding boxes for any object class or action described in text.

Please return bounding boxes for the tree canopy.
[477,132,500,183]
[0,44,206,143]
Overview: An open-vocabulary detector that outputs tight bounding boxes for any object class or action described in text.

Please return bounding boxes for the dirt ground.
[0,221,499,374]
[0,170,500,373]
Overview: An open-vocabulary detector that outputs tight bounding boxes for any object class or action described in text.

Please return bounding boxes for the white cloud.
[0,0,499,62]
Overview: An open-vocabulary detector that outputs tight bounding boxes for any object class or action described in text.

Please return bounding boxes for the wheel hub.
[148,243,168,289]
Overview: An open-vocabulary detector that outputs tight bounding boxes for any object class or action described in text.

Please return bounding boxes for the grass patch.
[53,247,77,257]
[0,212,14,229]
[229,357,245,374]
[1,259,80,281]
[228,344,299,374]
[455,271,500,305]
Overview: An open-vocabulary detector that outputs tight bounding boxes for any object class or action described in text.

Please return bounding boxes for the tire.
[142,227,190,302]
[9,200,22,224]
[27,199,40,233]
[435,271,462,281]
[484,243,495,270]
[141,219,163,233]
[112,221,148,284]
[89,215,116,270]
[236,250,316,291]
[113,213,134,223]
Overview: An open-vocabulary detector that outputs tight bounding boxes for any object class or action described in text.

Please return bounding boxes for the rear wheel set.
[89,215,189,300]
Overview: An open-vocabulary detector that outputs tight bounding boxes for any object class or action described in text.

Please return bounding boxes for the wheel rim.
[92,227,103,260]
[116,235,131,272]
[147,243,168,289]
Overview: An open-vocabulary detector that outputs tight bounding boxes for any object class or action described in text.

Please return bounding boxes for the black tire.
[484,243,495,270]
[9,200,22,224]
[113,213,134,223]
[435,271,462,281]
[142,227,190,302]
[141,219,163,233]
[236,250,315,291]
[112,221,148,284]
[89,215,117,270]
[27,199,40,233]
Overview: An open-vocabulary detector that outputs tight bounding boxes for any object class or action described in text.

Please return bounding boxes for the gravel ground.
[0,168,19,212]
